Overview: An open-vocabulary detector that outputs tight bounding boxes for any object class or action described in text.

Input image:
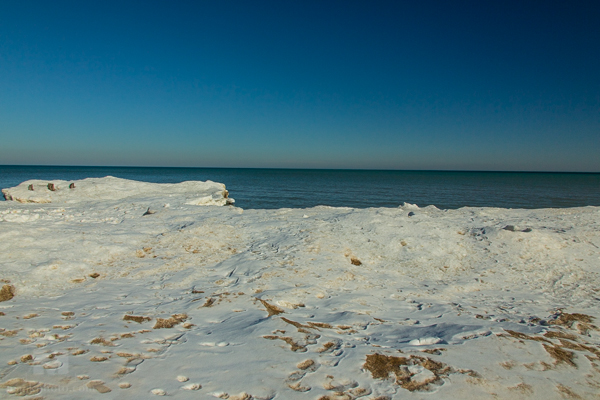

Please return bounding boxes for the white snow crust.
[1,176,234,206]
[1,177,600,399]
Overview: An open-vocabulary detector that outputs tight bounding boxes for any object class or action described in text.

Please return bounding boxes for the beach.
[1,177,599,399]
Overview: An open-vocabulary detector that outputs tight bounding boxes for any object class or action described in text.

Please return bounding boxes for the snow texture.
[1,176,234,206]
[1,177,600,399]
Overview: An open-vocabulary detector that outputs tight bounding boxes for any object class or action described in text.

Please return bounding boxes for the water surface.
[1,165,599,209]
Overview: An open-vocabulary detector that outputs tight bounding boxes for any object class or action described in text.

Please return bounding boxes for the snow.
[1,176,234,206]
[1,177,600,399]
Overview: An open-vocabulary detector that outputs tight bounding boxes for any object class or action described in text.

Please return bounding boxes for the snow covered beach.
[1,177,599,399]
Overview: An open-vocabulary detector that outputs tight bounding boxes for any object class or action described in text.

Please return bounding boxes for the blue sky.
[1,1,599,171]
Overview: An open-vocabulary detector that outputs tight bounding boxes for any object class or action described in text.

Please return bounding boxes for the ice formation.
[0,177,599,399]
[1,176,234,206]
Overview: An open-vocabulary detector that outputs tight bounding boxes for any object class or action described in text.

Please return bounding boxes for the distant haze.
[1,1,599,172]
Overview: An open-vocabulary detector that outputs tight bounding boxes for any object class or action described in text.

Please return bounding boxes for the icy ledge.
[0,181,599,398]
[1,176,234,206]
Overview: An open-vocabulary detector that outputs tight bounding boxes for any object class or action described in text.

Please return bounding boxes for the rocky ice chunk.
[2,176,234,206]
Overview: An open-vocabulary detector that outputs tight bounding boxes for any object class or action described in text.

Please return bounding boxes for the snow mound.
[1,177,600,399]
[1,176,234,206]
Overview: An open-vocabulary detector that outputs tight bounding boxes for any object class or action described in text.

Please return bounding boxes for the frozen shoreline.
[1,177,599,399]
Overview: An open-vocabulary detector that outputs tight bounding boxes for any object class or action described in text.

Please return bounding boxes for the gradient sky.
[1,1,599,171]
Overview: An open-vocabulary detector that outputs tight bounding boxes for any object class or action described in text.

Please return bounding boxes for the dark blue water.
[1,165,599,209]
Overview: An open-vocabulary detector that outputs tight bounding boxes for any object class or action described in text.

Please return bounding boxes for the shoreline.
[2,168,600,210]
[1,178,599,399]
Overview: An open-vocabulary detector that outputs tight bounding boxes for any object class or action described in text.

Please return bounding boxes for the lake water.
[1,165,599,209]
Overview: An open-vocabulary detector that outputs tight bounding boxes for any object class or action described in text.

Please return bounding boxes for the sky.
[0,1,599,171]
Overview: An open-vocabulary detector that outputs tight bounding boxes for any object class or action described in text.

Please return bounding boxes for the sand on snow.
[1,177,600,399]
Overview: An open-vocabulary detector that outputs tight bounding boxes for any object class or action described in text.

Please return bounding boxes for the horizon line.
[1,164,599,174]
